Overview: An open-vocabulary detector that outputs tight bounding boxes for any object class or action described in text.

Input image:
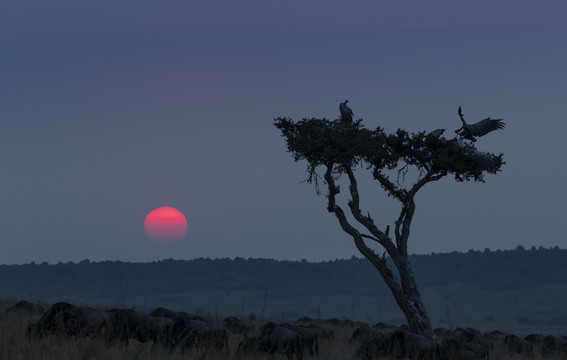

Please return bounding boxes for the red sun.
[144,207,188,243]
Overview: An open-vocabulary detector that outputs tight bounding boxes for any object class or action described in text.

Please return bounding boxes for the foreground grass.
[0,299,357,360]
[2,299,566,359]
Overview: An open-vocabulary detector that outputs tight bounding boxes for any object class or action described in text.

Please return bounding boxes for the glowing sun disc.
[144,207,187,243]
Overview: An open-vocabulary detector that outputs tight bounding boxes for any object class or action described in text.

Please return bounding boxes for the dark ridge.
[0,246,565,300]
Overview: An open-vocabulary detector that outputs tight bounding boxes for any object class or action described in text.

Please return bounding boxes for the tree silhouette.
[274,110,504,342]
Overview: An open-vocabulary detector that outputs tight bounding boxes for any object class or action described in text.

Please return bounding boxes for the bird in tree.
[456,106,505,142]
[339,100,354,123]
[428,128,445,138]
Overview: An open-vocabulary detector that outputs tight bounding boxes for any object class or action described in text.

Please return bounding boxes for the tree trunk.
[364,249,437,343]
[389,262,437,342]
[324,165,437,343]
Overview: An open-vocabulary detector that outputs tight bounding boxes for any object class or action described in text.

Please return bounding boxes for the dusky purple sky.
[1,1,566,264]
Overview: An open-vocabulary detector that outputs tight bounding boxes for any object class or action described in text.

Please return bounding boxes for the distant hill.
[1,246,566,334]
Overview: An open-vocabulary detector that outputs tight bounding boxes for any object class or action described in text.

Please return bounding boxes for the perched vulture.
[456,106,505,142]
[428,129,445,138]
[339,100,353,123]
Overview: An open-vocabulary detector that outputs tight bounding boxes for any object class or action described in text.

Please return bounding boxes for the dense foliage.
[273,117,504,186]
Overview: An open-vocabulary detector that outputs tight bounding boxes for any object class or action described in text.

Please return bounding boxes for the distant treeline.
[0,246,565,303]
[413,246,567,289]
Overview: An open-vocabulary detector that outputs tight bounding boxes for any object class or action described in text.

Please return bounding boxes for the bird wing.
[467,118,505,137]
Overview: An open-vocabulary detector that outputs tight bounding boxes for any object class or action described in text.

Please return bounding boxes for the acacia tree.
[274,114,504,342]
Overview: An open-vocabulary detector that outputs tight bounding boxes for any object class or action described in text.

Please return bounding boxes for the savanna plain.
[2,298,567,360]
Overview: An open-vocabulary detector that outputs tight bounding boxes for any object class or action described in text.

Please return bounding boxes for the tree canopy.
[274,118,504,192]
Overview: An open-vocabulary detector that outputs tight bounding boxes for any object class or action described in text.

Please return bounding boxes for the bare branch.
[408,170,447,198]
[399,202,413,256]
[396,171,447,255]
[303,165,322,195]
[397,163,410,185]
[361,233,381,243]
[395,206,406,247]
[324,165,340,213]
[373,168,407,202]
[323,164,405,296]
[345,167,396,252]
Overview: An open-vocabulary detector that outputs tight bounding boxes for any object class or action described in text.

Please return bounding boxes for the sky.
[1,1,566,264]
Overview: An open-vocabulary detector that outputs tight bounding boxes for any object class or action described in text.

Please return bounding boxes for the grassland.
[0,299,358,360]
[2,299,567,360]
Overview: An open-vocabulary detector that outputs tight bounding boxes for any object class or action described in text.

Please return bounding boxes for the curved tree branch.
[395,206,406,249]
[361,233,381,243]
[373,168,407,202]
[344,166,396,252]
[323,164,405,297]
[398,171,447,255]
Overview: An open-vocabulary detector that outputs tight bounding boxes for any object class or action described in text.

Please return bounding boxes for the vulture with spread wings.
[456,106,505,142]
